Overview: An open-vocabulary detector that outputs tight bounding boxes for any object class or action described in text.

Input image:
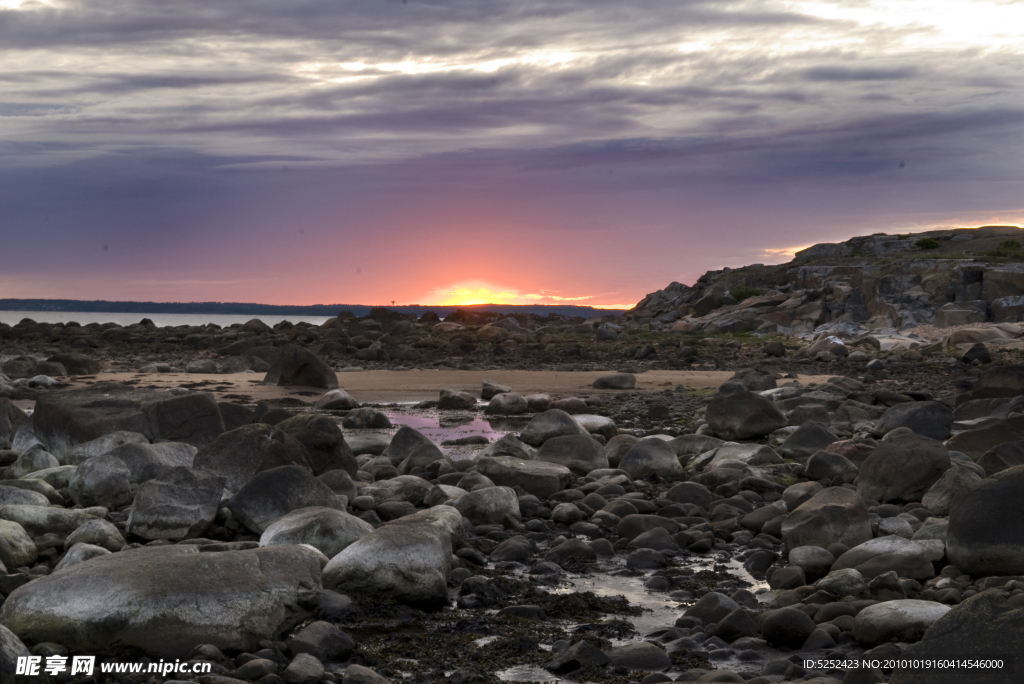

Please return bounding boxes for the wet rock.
[781,487,871,550]
[815,568,869,599]
[314,389,359,410]
[546,640,609,674]
[341,408,392,429]
[705,382,787,441]
[778,421,838,463]
[545,538,597,562]
[0,545,322,658]
[342,664,393,684]
[318,469,359,503]
[106,441,196,484]
[947,464,1024,575]
[127,467,225,540]
[0,486,48,507]
[856,433,951,504]
[8,449,59,478]
[788,546,836,583]
[619,438,683,480]
[976,440,1024,475]
[0,505,102,537]
[288,620,353,663]
[439,389,477,410]
[604,641,671,671]
[872,401,954,441]
[66,431,149,465]
[484,392,528,415]
[666,481,714,509]
[480,434,537,460]
[712,608,758,642]
[490,535,534,563]
[685,592,740,623]
[452,486,520,526]
[228,465,345,534]
[805,450,858,483]
[593,373,636,390]
[537,435,608,476]
[0,400,27,451]
[481,381,511,400]
[474,456,572,498]
[263,344,338,389]
[520,409,589,447]
[761,608,816,648]
[0,520,36,569]
[920,466,982,516]
[193,424,312,493]
[832,537,944,581]
[260,507,373,559]
[283,653,325,684]
[852,600,950,647]
[53,542,111,571]
[63,518,125,552]
[68,455,132,509]
[617,514,678,541]
[275,414,358,476]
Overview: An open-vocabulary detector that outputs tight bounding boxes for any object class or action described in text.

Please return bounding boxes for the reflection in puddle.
[498,664,562,682]
[378,409,531,460]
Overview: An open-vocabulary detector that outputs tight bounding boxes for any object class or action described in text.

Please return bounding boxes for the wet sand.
[57,369,835,405]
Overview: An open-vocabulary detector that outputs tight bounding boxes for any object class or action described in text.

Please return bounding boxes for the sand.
[49,369,836,406]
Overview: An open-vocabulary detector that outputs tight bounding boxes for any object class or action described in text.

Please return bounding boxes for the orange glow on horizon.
[419,280,630,309]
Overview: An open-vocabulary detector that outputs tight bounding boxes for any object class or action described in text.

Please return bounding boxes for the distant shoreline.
[0,298,625,319]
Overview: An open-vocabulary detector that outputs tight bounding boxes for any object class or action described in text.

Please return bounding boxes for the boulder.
[0,545,322,658]
[0,485,48,507]
[228,466,344,534]
[852,600,951,647]
[0,505,102,537]
[857,433,951,503]
[481,381,511,400]
[0,399,27,451]
[778,421,838,463]
[976,440,1024,475]
[832,537,944,581]
[7,449,59,478]
[705,382,787,440]
[32,383,224,456]
[788,546,836,583]
[618,439,683,480]
[474,456,572,498]
[605,434,639,467]
[63,519,125,552]
[261,507,373,559]
[479,434,537,461]
[872,401,954,441]
[107,442,196,484]
[604,642,671,671]
[684,591,740,623]
[314,389,359,411]
[484,392,528,415]
[45,353,102,375]
[287,620,354,663]
[761,608,816,648]
[341,408,392,429]
[781,487,871,550]
[805,450,858,483]
[68,455,133,509]
[193,424,312,493]
[572,414,618,441]
[359,475,432,506]
[126,467,225,540]
[0,520,37,569]
[275,414,358,476]
[920,466,983,516]
[322,523,452,606]
[451,486,520,526]
[438,389,476,410]
[592,373,636,390]
[947,464,1024,575]
[704,443,782,470]
[665,481,714,509]
[537,435,608,476]
[944,415,1024,458]
[888,593,1024,684]
[318,469,358,502]
[384,426,444,466]
[53,543,111,572]
[66,431,149,465]
[519,409,589,447]
[263,344,338,389]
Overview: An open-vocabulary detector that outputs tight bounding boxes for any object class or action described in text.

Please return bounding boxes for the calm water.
[0,311,335,328]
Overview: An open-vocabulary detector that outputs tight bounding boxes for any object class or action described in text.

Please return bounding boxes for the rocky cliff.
[624,225,1024,335]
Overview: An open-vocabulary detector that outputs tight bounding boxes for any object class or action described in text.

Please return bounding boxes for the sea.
[0,311,335,328]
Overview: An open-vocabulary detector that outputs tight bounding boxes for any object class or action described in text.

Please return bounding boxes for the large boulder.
[519,410,588,447]
[0,505,103,537]
[438,389,476,410]
[66,431,149,465]
[857,432,951,503]
[781,487,871,550]
[947,464,1024,576]
[383,426,444,467]
[474,456,572,499]
[45,353,102,376]
[32,383,225,456]
[920,466,983,516]
[263,344,338,389]
[0,399,27,451]
[451,486,520,526]
[831,536,944,581]
[872,401,954,441]
[228,465,344,534]
[777,421,838,463]
[7,448,59,478]
[592,373,636,390]
[0,486,49,507]
[0,520,37,569]
[618,439,684,480]
[480,434,537,461]
[944,415,1024,458]
[484,392,528,415]
[126,467,225,540]
[889,593,1024,684]
[106,441,196,484]
[275,414,357,476]
[0,545,322,658]
[314,389,359,411]
[705,382,787,440]
[260,507,373,559]
[852,599,950,647]
[976,440,1024,475]
[0,623,30,684]
[359,475,432,506]
[193,424,311,493]
[322,523,452,606]
[537,435,608,476]
[68,455,133,509]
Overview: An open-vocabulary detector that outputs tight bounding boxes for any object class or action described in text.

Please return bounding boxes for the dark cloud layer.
[1,0,1022,304]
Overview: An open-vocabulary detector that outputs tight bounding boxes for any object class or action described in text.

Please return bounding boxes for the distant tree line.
[0,299,623,319]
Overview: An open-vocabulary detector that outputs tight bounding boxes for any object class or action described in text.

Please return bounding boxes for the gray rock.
[604,641,671,670]
[546,641,609,675]
[261,507,373,559]
[920,466,982,516]
[53,542,111,572]
[537,435,608,476]
[705,382,787,440]
[0,485,48,507]
[781,487,871,550]
[8,449,59,479]
[805,450,859,483]
[20,465,76,490]
[480,434,537,461]
[275,414,358,476]
[872,401,954,441]
[263,344,338,389]
[193,424,312,493]
[452,486,520,526]
[66,431,149,465]
[618,438,683,480]
[64,519,125,552]
[0,399,27,451]
[0,520,36,569]
[484,392,528,415]
[571,414,618,441]
[438,389,476,410]
[314,389,359,411]
[761,607,816,648]
[359,474,433,505]
[857,433,951,504]
[604,434,639,467]
[474,456,572,499]
[0,623,30,684]
[778,421,838,463]
[788,546,836,583]
[0,545,322,658]
[832,537,944,581]
[852,600,951,647]
[342,664,393,684]
[814,568,869,599]
[519,409,589,447]
[228,465,344,534]
[283,653,325,684]
[318,469,358,503]
[127,467,225,540]
[481,381,511,400]
[976,440,1024,476]
[107,442,196,484]
[68,455,133,509]
[0,505,103,537]
[665,481,713,509]
[288,620,353,662]
[592,373,636,390]
[947,464,1024,575]
[341,408,392,429]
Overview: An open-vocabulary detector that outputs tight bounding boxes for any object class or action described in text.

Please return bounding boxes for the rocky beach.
[4,226,1024,684]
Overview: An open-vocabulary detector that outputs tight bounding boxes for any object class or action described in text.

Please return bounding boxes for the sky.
[1,0,1023,309]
